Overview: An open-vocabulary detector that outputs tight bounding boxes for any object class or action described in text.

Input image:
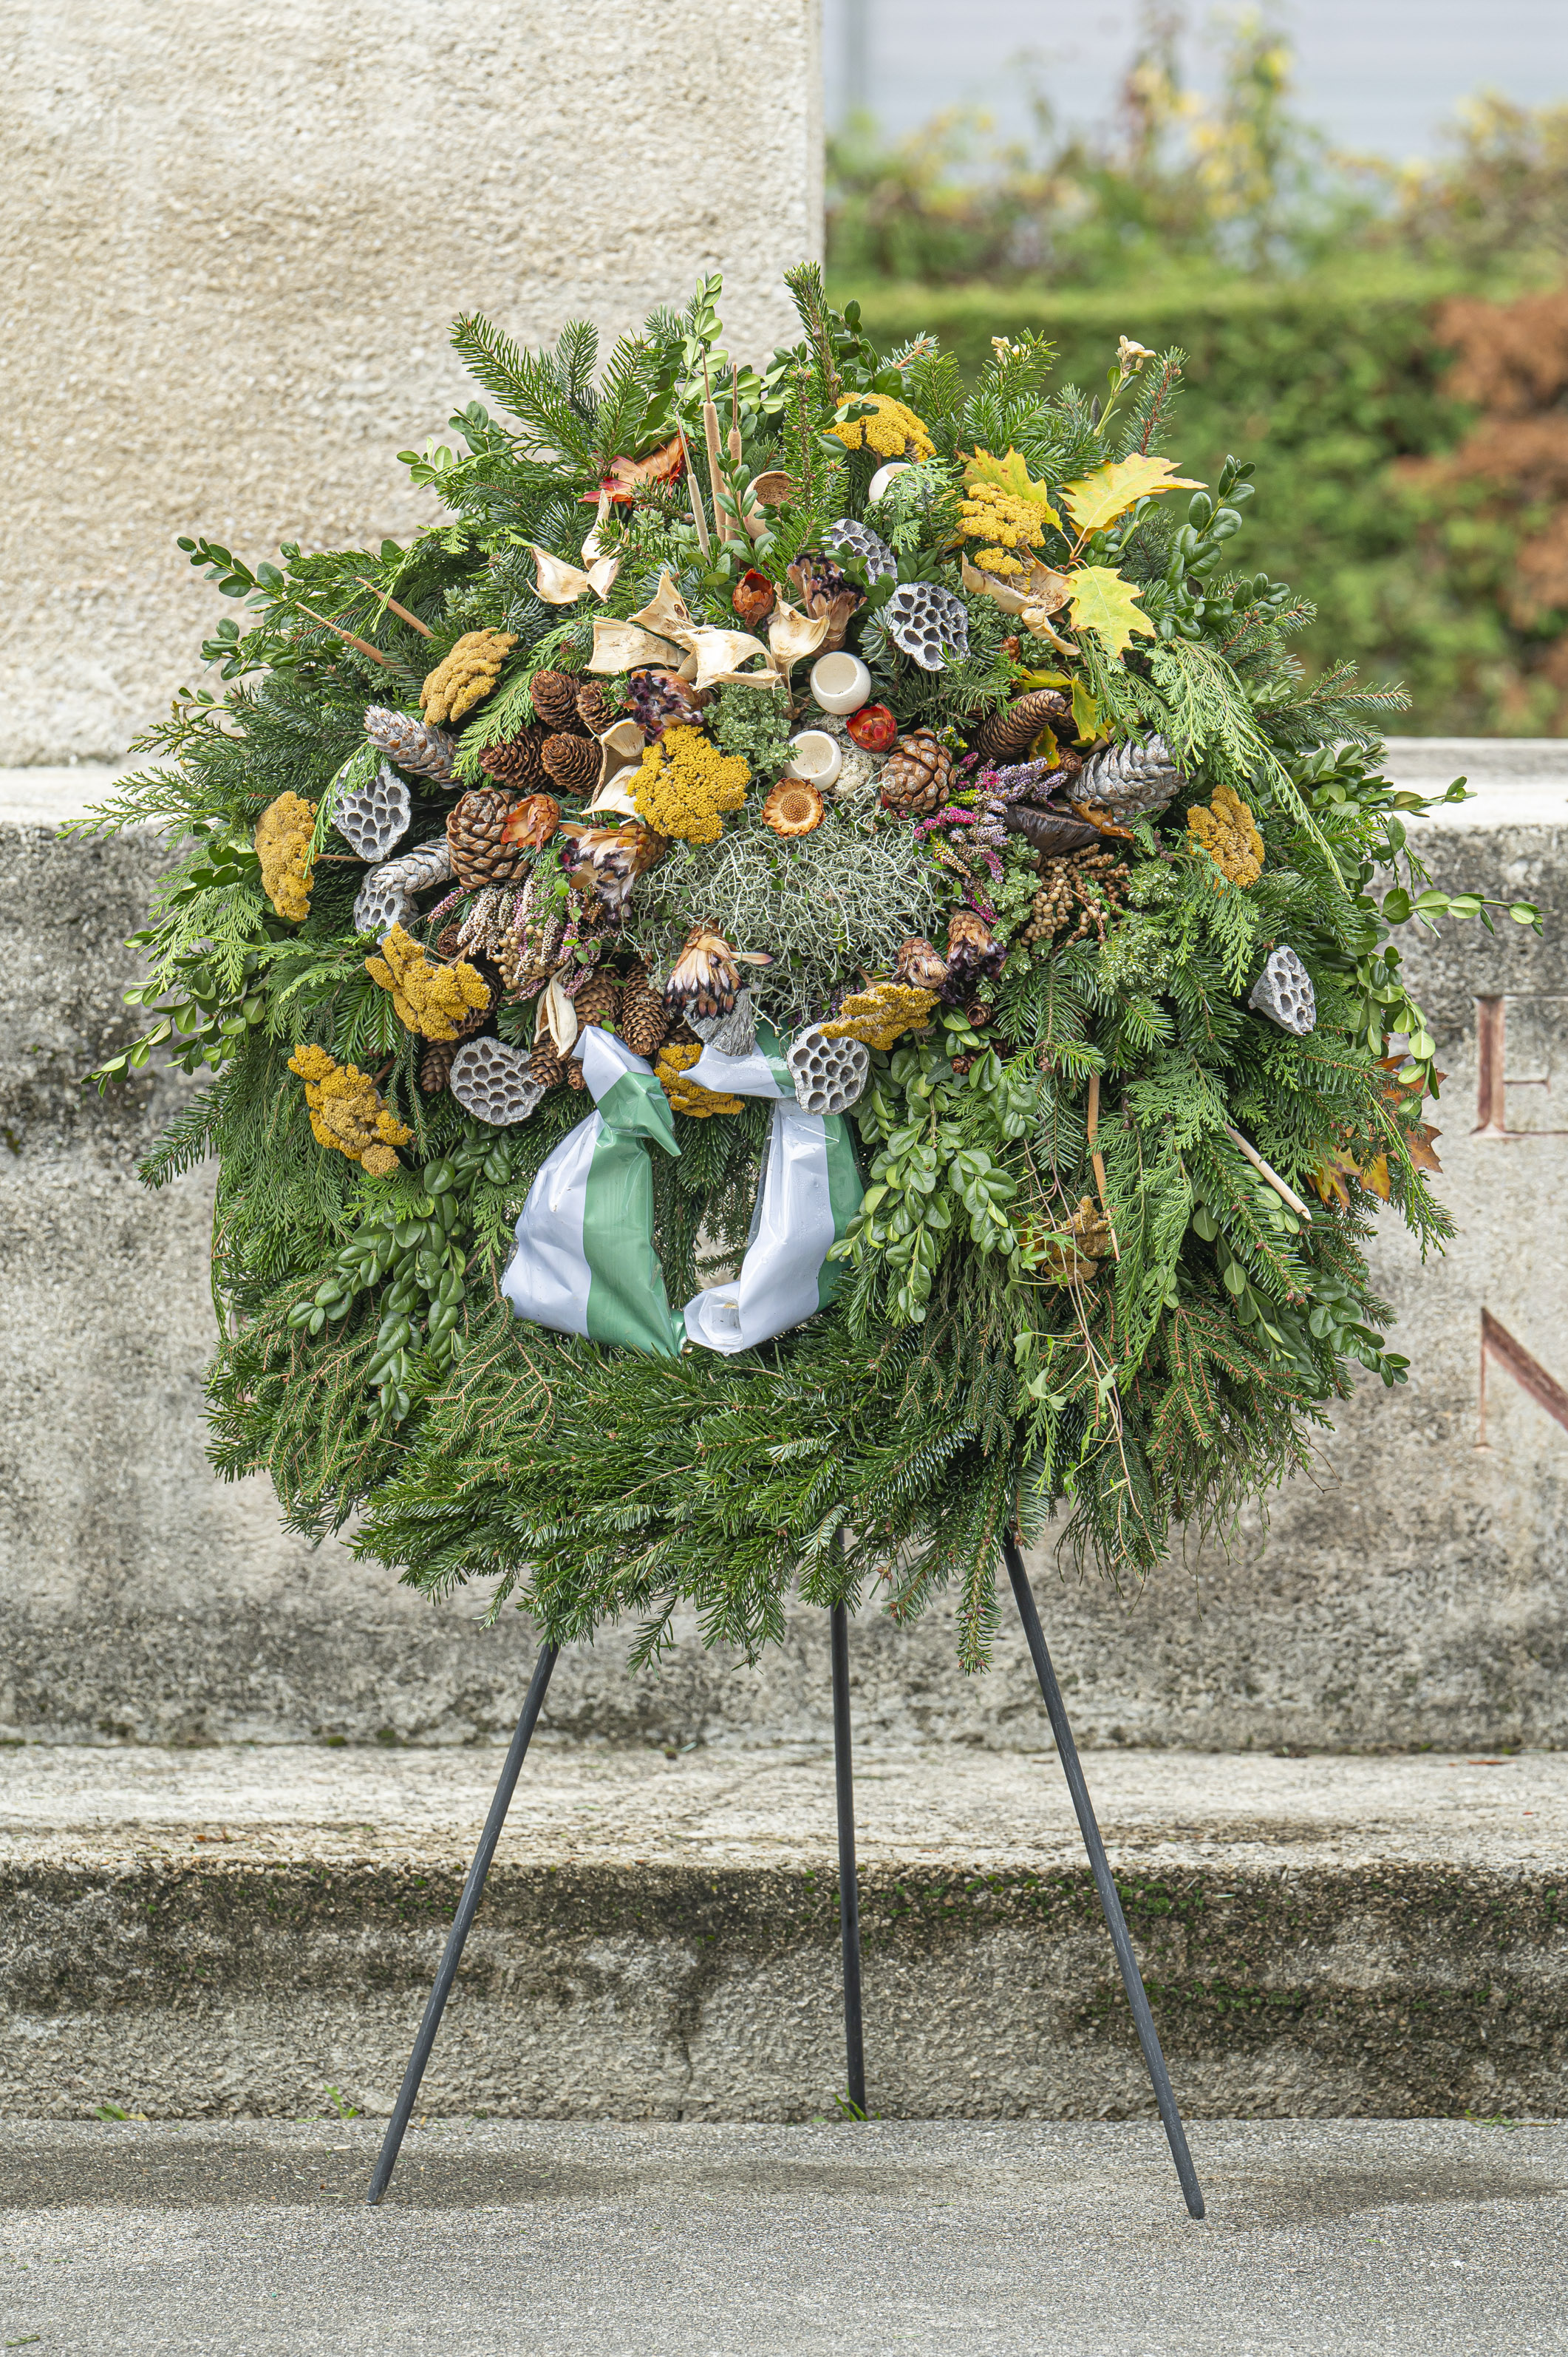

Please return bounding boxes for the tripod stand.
[367,1537,1204,2218]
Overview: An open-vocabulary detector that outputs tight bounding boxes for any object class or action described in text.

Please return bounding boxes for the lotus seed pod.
[884,581,969,672]
[688,988,758,1058]
[1247,945,1316,1036]
[352,835,454,935]
[786,1022,870,1117]
[824,517,897,584]
[335,761,412,862]
[449,1035,545,1126]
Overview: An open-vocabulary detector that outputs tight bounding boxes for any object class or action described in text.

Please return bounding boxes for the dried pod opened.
[86,265,1533,1667]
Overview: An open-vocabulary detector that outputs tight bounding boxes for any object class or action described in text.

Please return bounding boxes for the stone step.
[4,1745,1564,2124]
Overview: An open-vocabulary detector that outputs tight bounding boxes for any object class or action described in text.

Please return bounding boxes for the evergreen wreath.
[83,269,1539,1672]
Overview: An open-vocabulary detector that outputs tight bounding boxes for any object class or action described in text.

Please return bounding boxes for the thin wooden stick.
[1221,1120,1314,1222]
[353,579,434,638]
[293,602,394,667]
[675,419,711,557]
[1086,1072,1120,1260]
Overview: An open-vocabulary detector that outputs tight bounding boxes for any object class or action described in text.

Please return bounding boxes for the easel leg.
[1001,1538,1205,2220]
[829,1599,867,2115]
[366,1639,559,2205]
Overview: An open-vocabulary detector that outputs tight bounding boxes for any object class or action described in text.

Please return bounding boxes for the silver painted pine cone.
[1074,735,1187,822]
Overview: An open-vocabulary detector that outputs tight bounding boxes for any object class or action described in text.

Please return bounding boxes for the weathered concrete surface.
[1,745,1565,1752]
[2,1746,1565,2120]
[4,2121,1568,2357]
[3,0,821,763]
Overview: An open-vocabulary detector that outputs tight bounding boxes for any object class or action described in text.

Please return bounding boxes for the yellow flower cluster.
[419,628,518,727]
[287,1043,412,1177]
[255,792,317,922]
[828,394,934,463]
[1187,784,1264,888]
[1023,1196,1115,1286]
[632,726,749,846]
[958,480,1050,580]
[655,1040,742,1118]
[820,980,938,1053]
[364,924,491,1039]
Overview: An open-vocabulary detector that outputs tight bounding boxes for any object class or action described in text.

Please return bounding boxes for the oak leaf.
[1059,455,1204,537]
[1066,566,1155,659]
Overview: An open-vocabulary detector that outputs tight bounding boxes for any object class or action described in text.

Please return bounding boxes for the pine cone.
[529,669,584,732]
[420,1038,457,1094]
[480,729,550,792]
[364,704,458,785]
[1076,735,1187,823]
[572,969,621,1035]
[542,733,599,798]
[448,789,531,889]
[969,689,1073,769]
[530,1035,569,1090]
[619,963,672,1058]
[879,729,952,817]
[575,681,618,734]
[435,925,464,961]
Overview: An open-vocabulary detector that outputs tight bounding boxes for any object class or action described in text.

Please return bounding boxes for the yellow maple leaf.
[964,448,1062,531]
[1066,566,1155,659]
[1059,455,1204,537]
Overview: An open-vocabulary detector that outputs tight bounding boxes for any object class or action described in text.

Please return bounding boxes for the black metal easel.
[367,1546,1202,2218]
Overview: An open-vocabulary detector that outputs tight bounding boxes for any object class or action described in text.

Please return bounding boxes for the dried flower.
[761,780,825,837]
[819,980,938,1052]
[828,394,934,463]
[419,629,518,727]
[1117,337,1155,370]
[1187,784,1264,887]
[364,923,491,1039]
[656,1038,743,1118]
[287,1042,411,1177]
[255,792,317,922]
[631,724,749,844]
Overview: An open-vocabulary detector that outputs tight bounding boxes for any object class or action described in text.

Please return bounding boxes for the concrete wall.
[3,744,1564,1754]
[2,0,822,766]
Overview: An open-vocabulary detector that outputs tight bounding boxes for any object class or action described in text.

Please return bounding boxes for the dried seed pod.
[884,582,969,670]
[449,1036,545,1126]
[501,794,561,851]
[1003,805,1102,857]
[786,1023,871,1117]
[335,761,412,863]
[1248,946,1316,1036]
[687,987,757,1057]
[364,704,459,784]
[824,517,897,583]
[732,568,777,627]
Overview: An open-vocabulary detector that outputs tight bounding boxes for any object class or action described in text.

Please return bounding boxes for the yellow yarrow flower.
[287,1042,412,1177]
[655,1039,743,1117]
[255,792,317,922]
[828,394,934,463]
[364,924,491,1038]
[632,726,749,846]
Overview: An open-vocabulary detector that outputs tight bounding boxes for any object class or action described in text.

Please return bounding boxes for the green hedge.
[831,265,1514,735]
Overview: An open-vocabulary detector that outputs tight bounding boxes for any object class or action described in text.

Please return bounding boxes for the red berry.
[847,702,898,751]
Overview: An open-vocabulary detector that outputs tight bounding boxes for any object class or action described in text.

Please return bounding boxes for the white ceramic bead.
[808,652,871,714]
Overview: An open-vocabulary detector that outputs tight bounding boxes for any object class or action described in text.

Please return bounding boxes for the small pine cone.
[480,729,550,792]
[529,670,584,732]
[448,788,530,888]
[530,1035,568,1089]
[575,680,618,734]
[364,704,458,785]
[542,733,599,798]
[420,1038,457,1093]
[879,729,952,817]
[619,963,672,1058]
[572,969,621,1035]
[969,689,1073,769]
[435,925,464,961]
[944,908,1005,1000]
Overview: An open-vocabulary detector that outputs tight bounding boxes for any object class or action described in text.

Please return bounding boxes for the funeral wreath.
[83,268,1538,1668]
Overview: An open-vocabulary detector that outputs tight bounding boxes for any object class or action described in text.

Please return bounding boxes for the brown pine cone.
[572,968,621,1035]
[944,908,1005,999]
[879,729,952,817]
[529,669,584,732]
[435,925,464,961]
[618,962,672,1058]
[419,1038,457,1093]
[967,689,1073,769]
[542,733,599,798]
[530,1035,568,1089]
[448,788,531,888]
[575,681,618,734]
[479,728,550,792]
